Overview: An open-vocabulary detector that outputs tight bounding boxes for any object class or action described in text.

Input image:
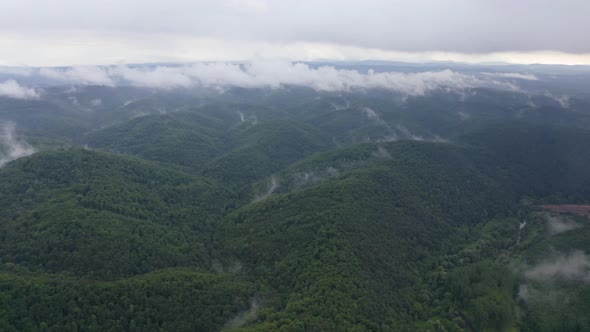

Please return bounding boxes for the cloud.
[27,61,521,95]
[253,175,279,202]
[224,298,260,329]
[0,122,36,167]
[545,215,581,235]
[0,80,39,99]
[39,66,114,86]
[372,146,392,159]
[0,0,589,55]
[111,65,192,89]
[525,251,590,282]
[482,72,539,81]
[554,95,570,109]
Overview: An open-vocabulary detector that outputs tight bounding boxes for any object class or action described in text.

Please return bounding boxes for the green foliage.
[0,268,255,332]
[2,86,590,331]
[218,141,521,329]
[447,261,517,331]
[0,149,234,278]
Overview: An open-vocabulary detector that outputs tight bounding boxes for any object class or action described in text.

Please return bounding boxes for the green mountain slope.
[0,149,234,279]
[1,115,590,330]
[218,140,518,330]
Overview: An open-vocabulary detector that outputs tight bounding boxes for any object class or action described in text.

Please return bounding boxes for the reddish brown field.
[542,205,590,218]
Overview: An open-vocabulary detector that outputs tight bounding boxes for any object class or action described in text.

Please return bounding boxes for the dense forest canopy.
[1,62,590,331]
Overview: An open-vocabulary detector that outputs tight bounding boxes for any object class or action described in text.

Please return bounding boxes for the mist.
[253,175,279,202]
[0,122,36,167]
[0,80,40,99]
[224,298,260,329]
[30,61,522,95]
[545,214,581,235]
[525,251,590,282]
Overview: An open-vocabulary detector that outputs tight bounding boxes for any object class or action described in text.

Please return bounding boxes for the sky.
[1,0,589,66]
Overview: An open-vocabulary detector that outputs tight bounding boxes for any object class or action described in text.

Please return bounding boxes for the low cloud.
[0,80,40,99]
[224,298,260,329]
[39,66,114,86]
[554,95,570,109]
[253,175,279,202]
[482,72,539,81]
[0,122,36,167]
[29,61,521,95]
[292,167,340,189]
[372,146,392,159]
[545,215,581,235]
[110,65,192,89]
[525,251,590,282]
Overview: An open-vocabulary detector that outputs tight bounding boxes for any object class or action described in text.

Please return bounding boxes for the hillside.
[0,82,589,331]
[0,149,234,278]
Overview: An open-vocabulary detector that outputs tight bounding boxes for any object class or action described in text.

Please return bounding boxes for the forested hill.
[1,80,590,331]
[0,149,236,279]
[1,119,590,330]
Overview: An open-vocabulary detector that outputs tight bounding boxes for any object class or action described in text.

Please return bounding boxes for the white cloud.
[111,65,192,89]
[1,32,590,67]
[545,215,581,235]
[0,80,39,99]
[0,122,36,167]
[525,251,590,282]
[39,66,114,86]
[0,1,589,66]
[40,61,518,95]
[482,72,539,80]
[0,0,589,54]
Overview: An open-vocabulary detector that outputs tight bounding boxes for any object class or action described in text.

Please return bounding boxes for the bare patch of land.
[542,205,590,218]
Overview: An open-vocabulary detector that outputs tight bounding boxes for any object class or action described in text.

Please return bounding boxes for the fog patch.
[253,175,279,202]
[525,95,537,108]
[542,92,571,109]
[361,106,389,126]
[361,107,377,119]
[121,99,137,108]
[372,146,392,159]
[330,99,350,110]
[516,219,527,244]
[0,122,36,167]
[224,298,260,329]
[555,95,570,109]
[211,259,243,274]
[237,111,258,125]
[292,167,340,188]
[395,125,425,141]
[545,214,581,235]
[0,80,40,100]
[360,106,400,141]
[67,96,79,106]
[90,98,102,107]
[524,251,590,282]
[379,133,399,142]
[457,111,471,120]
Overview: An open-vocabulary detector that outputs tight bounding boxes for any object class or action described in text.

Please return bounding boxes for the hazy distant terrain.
[1,61,589,331]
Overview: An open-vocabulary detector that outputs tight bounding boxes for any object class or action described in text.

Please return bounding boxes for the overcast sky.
[1,0,589,66]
